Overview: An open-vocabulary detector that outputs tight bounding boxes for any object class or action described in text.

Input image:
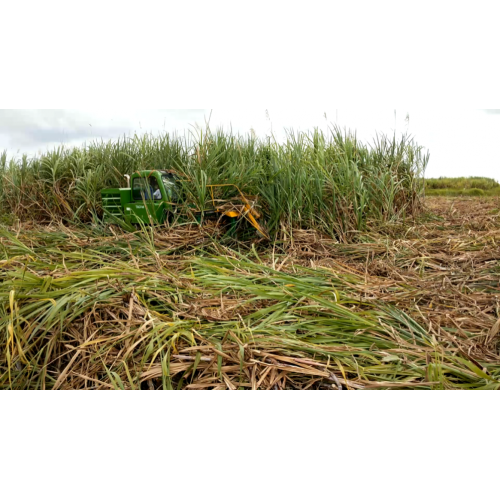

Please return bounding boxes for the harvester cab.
[102,170,179,226]
[101,170,269,240]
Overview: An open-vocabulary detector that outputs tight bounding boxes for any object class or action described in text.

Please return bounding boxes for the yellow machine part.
[242,204,269,239]
[209,184,269,240]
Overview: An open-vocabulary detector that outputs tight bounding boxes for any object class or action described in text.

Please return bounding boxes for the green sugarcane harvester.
[101,170,270,240]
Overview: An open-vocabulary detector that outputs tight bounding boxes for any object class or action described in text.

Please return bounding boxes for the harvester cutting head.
[205,184,270,240]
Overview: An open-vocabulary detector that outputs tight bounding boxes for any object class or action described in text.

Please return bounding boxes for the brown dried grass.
[1,197,499,390]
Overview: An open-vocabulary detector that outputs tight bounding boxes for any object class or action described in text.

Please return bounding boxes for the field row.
[0,128,428,240]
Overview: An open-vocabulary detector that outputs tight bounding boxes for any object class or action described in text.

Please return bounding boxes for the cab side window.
[133,178,150,201]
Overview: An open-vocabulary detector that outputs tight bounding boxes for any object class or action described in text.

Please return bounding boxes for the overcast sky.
[1,109,499,181]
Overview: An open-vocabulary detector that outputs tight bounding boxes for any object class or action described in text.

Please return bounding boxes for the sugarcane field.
[1,128,499,390]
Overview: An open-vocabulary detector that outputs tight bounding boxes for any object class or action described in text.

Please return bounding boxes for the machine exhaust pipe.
[124,175,131,188]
